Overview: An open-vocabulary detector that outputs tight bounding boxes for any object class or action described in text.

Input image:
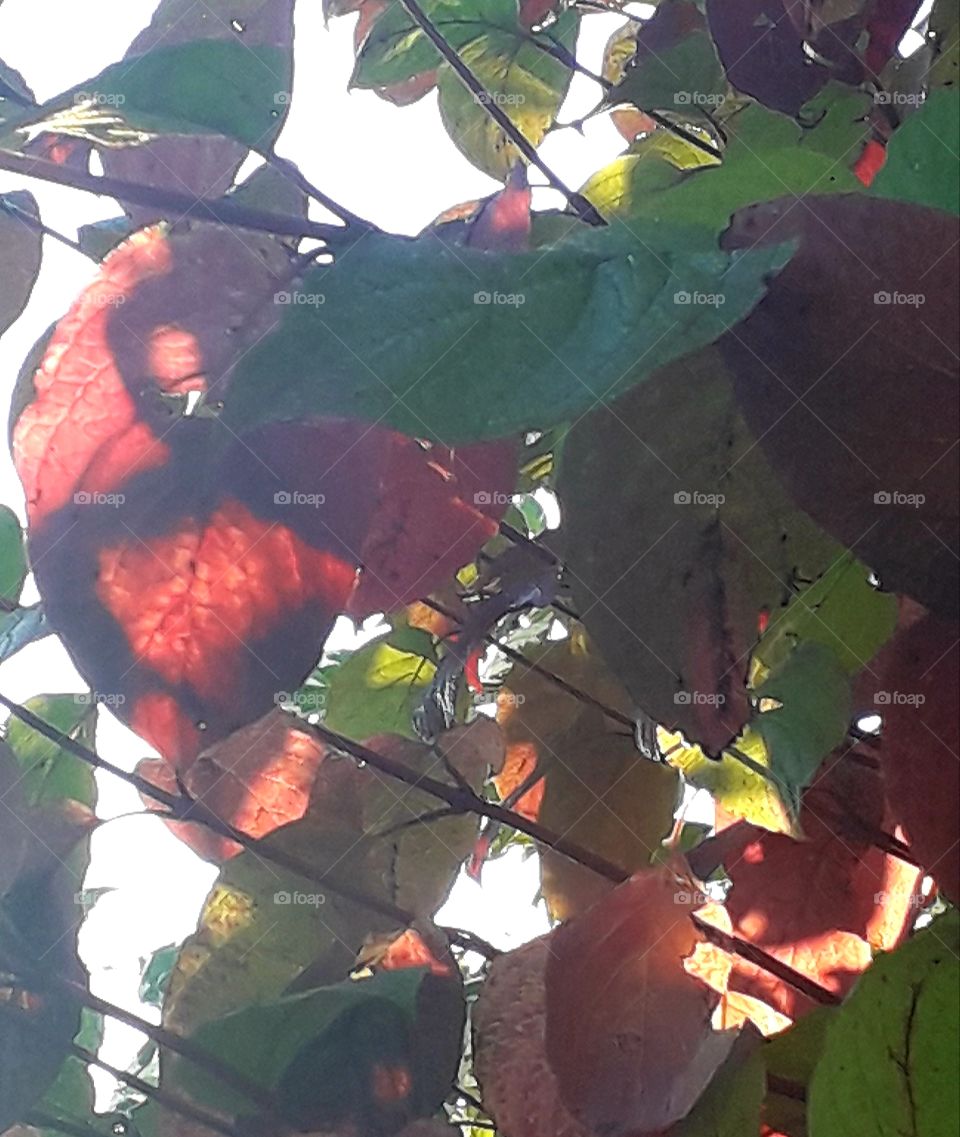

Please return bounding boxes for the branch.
[0,194,92,258]
[266,149,373,231]
[0,149,360,244]
[49,977,287,1122]
[0,1005,244,1137]
[396,0,605,226]
[308,720,631,883]
[691,915,841,1007]
[0,692,498,961]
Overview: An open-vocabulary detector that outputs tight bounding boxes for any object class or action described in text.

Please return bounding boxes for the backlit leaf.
[808,911,960,1137]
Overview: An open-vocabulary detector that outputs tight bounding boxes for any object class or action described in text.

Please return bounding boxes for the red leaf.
[720,195,960,616]
[545,868,738,1136]
[473,937,594,1137]
[136,709,352,861]
[12,226,516,765]
[880,613,960,904]
[717,750,921,1019]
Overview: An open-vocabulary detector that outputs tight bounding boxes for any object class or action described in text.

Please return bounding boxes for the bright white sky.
[0,0,647,1108]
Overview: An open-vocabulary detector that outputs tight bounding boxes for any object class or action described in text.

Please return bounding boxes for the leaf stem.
[395,0,605,225]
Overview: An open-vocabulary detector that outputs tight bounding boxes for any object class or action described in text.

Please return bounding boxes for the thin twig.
[0,195,92,258]
[396,0,605,226]
[266,149,374,231]
[49,977,288,1122]
[0,1005,242,1137]
[0,149,355,243]
[691,915,841,1007]
[309,720,631,883]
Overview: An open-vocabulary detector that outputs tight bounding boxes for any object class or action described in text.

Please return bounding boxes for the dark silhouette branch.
[0,149,365,243]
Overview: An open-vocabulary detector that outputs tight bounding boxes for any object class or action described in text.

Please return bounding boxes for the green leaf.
[179,968,463,1128]
[436,10,578,179]
[31,1010,104,1137]
[744,642,852,815]
[608,0,726,115]
[0,604,50,664]
[559,346,842,763]
[762,1007,834,1137]
[583,102,865,232]
[222,226,791,444]
[3,694,98,809]
[872,91,960,215]
[139,943,179,1009]
[322,624,437,741]
[0,191,42,337]
[752,554,898,681]
[0,505,26,603]
[9,40,291,153]
[808,910,960,1137]
[672,1035,766,1136]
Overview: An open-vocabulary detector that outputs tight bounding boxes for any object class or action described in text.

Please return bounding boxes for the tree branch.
[0,692,498,961]
[396,0,605,226]
[691,915,841,1007]
[0,149,362,244]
